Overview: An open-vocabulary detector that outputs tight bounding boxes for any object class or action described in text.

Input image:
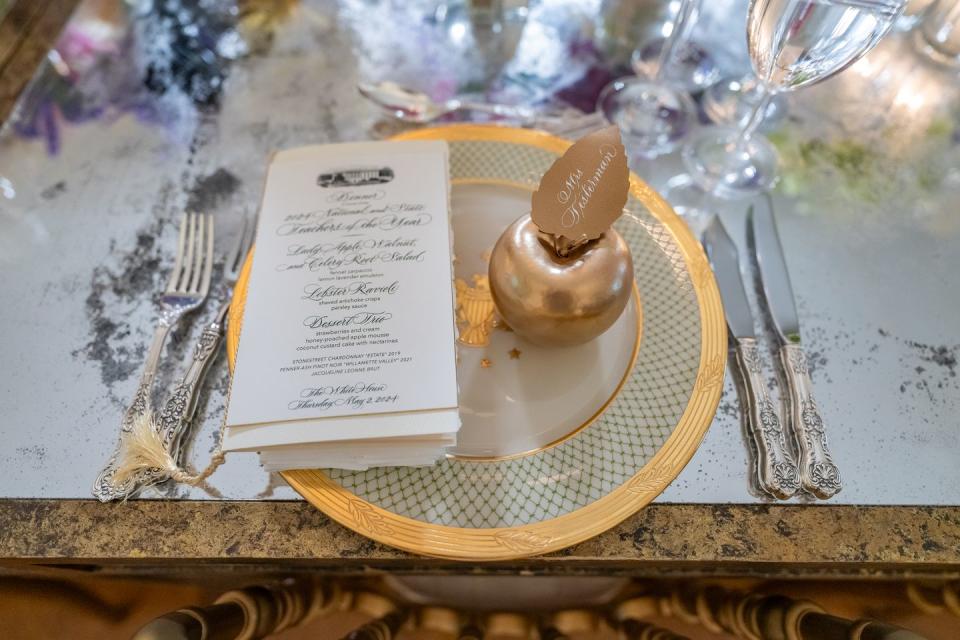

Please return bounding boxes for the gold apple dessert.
[488,126,634,347]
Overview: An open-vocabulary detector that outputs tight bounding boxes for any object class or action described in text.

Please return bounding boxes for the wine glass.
[597,0,701,159]
[682,0,906,199]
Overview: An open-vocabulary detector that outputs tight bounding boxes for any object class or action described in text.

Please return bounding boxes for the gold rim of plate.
[225,125,726,561]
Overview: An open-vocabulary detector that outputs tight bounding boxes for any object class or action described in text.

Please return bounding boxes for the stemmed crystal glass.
[597,0,703,158]
[682,0,906,198]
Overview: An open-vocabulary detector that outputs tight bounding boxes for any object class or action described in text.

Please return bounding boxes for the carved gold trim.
[695,354,726,395]
[226,124,726,561]
[626,462,673,495]
[492,530,553,553]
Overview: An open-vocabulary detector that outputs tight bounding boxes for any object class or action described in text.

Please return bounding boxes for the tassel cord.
[113,405,228,490]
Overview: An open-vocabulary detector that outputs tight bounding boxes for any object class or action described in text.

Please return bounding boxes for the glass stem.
[654,0,700,83]
[734,85,775,154]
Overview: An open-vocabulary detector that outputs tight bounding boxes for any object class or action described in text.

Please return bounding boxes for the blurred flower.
[236,0,301,54]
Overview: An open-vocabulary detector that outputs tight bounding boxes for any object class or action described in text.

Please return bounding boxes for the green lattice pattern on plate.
[327,140,702,528]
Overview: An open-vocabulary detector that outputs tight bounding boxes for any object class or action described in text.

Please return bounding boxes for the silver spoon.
[358,81,541,123]
[357,81,608,137]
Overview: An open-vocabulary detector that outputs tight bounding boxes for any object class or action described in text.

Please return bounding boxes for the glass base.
[597,78,696,159]
[662,174,713,236]
[682,126,779,199]
[631,38,721,92]
[702,75,788,129]
[913,28,960,69]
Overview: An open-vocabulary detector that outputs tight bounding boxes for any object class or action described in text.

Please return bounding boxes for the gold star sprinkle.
[508,348,521,359]
[480,358,492,368]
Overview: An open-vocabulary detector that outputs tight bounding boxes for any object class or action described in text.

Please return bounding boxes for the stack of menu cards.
[223,141,460,471]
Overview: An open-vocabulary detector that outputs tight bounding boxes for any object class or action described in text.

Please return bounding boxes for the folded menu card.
[224,141,460,471]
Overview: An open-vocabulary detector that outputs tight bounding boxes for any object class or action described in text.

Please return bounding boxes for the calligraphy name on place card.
[531,125,629,248]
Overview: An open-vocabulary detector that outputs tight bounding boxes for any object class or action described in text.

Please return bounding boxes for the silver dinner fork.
[92,212,214,502]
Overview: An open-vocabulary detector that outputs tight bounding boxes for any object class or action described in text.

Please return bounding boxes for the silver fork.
[92,212,215,502]
[136,215,255,491]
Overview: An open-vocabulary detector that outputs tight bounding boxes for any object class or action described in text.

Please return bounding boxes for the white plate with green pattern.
[228,125,725,560]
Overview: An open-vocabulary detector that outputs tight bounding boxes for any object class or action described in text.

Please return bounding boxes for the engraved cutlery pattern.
[735,338,801,498]
[779,345,841,498]
[748,197,841,499]
[129,215,255,494]
[702,215,800,500]
[92,212,214,502]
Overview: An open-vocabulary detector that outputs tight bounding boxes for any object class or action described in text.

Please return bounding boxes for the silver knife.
[748,196,841,499]
[703,216,800,499]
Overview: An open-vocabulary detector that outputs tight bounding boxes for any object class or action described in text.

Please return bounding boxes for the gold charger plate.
[226,125,725,560]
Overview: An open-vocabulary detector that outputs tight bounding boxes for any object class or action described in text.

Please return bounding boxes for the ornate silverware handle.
[92,322,174,502]
[459,101,538,120]
[157,304,229,459]
[120,305,228,494]
[779,344,842,499]
[734,338,801,499]
[459,102,607,132]
[157,300,230,460]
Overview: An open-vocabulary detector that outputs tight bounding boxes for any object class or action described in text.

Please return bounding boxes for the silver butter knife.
[703,216,800,499]
[748,196,841,499]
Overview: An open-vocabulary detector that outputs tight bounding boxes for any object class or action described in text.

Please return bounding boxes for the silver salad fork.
[92,212,214,502]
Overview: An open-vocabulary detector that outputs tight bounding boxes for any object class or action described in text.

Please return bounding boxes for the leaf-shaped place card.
[531,125,629,252]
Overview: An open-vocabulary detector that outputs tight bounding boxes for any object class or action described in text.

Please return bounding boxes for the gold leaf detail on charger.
[347,499,395,536]
[695,354,725,394]
[493,530,552,552]
[626,463,672,495]
[692,256,714,290]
